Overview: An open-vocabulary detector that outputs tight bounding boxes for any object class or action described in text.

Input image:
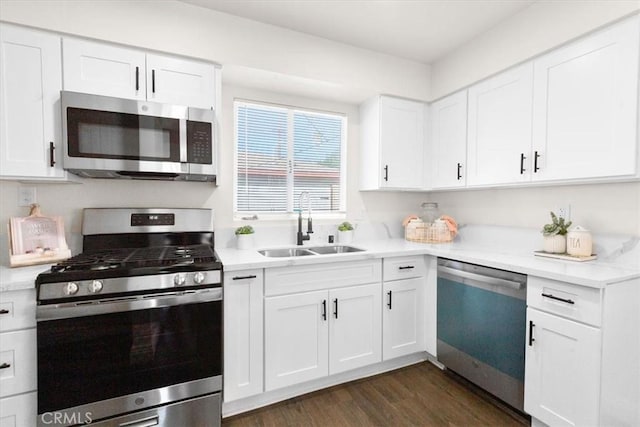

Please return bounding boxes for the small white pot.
[543,234,566,254]
[337,230,353,244]
[236,234,254,250]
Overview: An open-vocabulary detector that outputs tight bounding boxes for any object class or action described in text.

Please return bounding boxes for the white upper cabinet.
[360,95,425,190]
[63,38,217,109]
[0,24,67,180]
[145,53,216,109]
[63,38,146,100]
[429,91,468,189]
[467,63,534,186]
[531,15,639,182]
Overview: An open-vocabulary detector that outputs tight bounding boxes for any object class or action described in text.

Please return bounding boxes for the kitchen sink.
[308,245,365,255]
[258,245,365,257]
[258,248,316,257]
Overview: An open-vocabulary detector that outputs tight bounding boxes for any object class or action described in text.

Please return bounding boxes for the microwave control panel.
[187,121,213,165]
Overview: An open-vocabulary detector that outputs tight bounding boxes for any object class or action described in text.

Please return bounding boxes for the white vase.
[338,230,353,244]
[236,234,254,250]
[543,234,566,254]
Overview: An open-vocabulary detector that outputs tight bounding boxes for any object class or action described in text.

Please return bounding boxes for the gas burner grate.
[50,245,217,272]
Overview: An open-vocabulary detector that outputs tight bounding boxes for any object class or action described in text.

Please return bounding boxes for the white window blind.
[235,101,346,214]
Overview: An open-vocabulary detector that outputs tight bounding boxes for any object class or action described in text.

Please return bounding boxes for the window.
[235,101,346,216]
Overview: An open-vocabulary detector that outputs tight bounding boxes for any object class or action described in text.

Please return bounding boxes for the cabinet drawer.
[225,269,263,287]
[0,329,37,397]
[527,277,602,327]
[0,289,36,332]
[383,256,426,281]
[0,391,37,427]
[265,260,381,296]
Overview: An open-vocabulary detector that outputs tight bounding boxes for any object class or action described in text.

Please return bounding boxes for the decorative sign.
[8,204,71,267]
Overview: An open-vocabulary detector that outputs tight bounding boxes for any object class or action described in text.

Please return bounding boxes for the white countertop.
[218,237,640,288]
[0,263,54,292]
[2,225,639,292]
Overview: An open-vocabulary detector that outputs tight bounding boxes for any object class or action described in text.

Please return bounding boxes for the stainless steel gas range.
[35,208,222,427]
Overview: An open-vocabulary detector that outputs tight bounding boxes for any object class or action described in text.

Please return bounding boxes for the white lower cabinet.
[382,277,425,360]
[524,275,639,427]
[223,270,264,402]
[524,308,601,427]
[264,283,382,391]
[329,283,382,374]
[264,290,329,391]
[382,256,426,360]
[0,391,37,427]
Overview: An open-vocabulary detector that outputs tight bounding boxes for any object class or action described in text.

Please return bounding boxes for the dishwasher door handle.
[438,266,524,290]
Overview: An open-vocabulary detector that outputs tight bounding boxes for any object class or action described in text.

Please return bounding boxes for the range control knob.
[88,280,103,293]
[65,282,79,295]
[173,274,186,286]
[193,272,206,285]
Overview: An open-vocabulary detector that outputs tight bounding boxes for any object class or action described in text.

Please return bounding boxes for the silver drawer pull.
[541,293,575,305]
[0,309,9,315]
[0,363,11,369]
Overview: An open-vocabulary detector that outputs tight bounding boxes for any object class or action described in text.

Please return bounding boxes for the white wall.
[0,83,427,255]
[430,0,640,100]
[0,0,430,103]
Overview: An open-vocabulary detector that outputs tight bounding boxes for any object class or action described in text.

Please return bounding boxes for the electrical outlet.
[557,205,571,221]
[18,186,36,207]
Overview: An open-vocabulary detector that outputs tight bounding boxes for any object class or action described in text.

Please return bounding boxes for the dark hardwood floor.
[223,361,530,426]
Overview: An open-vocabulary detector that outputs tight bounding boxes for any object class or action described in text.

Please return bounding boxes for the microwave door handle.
[179,119,187,162]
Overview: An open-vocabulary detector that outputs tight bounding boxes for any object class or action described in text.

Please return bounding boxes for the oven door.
[62,91,189,176]
[36,289,222,425]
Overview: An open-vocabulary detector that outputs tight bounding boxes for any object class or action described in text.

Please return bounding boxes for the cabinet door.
[146,54,216,109]
[223,270,263,402]
[467,63,534,186]
[329,283,381,374]
[0,24,64,178]
[264,290,328,391]
[531,15,639,181]
[0,329,37,398]
[383,277,425,360]
[62,37,145,100]
[524,308,601,427]
[379,96,424,189]
[0,392,37,427]
[430,91,468,189]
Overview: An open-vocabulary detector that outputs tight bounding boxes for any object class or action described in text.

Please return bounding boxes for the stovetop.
[36,244,222,285]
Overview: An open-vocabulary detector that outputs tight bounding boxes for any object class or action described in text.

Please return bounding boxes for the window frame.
[233,99,348,220]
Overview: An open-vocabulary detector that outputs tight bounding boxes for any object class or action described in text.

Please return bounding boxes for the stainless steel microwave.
[61,91,216,182]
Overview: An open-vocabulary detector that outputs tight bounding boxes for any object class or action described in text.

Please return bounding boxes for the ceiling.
[179,0,536,64]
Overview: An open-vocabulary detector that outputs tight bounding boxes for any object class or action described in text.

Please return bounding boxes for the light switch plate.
[18,186,36,207]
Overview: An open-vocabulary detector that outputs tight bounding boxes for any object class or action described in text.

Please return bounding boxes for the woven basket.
[405,220,454,243]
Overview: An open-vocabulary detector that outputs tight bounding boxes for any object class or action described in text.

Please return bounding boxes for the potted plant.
[235,225,255,250]
[337,221,354,244]
[541,211,572,253]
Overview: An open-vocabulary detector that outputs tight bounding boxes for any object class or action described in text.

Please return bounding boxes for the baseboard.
[222,352,431,417]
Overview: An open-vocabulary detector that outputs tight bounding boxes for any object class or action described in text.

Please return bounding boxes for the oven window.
[67,108,181,161]
[37,300,221,413]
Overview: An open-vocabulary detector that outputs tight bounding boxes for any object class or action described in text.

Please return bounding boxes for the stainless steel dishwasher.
[437,258,527,412]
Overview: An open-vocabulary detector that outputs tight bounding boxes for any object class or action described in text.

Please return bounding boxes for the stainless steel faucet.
[297,191,313,245]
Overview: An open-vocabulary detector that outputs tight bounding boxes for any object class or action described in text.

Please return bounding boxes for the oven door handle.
[120,415,159,427]
[37,288,222,321]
